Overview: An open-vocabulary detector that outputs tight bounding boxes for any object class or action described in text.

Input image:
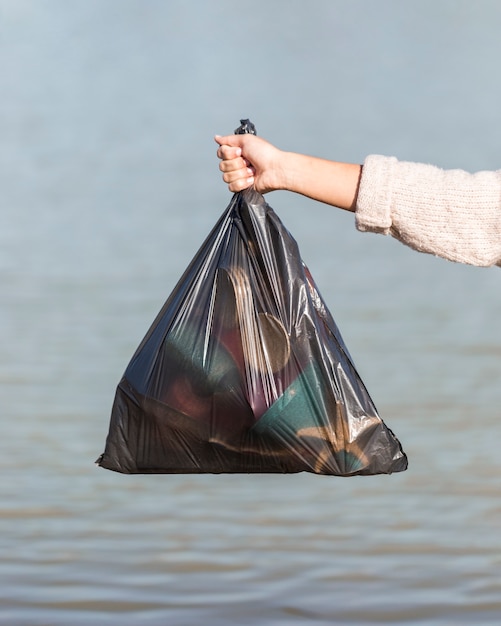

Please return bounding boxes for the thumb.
[214,134,245,149]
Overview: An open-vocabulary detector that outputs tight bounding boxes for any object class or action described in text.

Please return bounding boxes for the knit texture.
[356,155,501,267]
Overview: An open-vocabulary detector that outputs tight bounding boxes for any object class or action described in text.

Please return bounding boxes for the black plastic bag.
[97,176,407,476]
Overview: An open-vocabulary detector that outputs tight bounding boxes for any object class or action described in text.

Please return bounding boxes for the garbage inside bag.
[97,187,408,476]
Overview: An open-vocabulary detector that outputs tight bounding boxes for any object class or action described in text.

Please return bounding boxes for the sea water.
[2,1,501,624]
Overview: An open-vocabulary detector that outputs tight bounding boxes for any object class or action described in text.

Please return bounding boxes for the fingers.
[215,135,254,191]
[227,174,255,192]
[220,161,255,191]
[220,166,254,183]
[216,144,242,161]
[218,154,251,173]
[215,134,261,192]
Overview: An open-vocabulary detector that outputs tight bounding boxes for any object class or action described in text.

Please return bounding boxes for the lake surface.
[2,1,501,624]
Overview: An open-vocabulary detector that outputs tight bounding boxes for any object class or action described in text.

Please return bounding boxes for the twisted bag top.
[97,186,407,476]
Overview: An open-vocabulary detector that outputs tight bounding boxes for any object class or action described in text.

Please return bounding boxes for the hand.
[215,134,286,194]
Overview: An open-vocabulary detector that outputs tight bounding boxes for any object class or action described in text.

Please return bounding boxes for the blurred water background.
[2,1,501,624]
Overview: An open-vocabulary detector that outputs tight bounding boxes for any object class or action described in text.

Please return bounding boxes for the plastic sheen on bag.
[97,122,407,476]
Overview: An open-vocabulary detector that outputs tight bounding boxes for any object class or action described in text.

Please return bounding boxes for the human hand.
[215,134,286,194]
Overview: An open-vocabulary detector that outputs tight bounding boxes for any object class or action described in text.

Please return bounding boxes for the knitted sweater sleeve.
[355,155,501,267]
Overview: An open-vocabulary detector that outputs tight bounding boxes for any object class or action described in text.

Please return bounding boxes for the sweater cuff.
[355,155,398,234]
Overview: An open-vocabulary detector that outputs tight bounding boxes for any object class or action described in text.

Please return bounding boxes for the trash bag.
[97,123,407,476]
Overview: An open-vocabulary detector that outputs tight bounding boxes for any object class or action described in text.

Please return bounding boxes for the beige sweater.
[355,155,501,267]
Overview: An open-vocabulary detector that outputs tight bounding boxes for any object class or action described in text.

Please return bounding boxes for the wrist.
[258,149,292,193]
[278,151,303,193]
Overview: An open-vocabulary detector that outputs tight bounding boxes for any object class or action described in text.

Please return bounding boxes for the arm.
[215,134,362,212]
[215,134,501,267]
[357,155,501,266]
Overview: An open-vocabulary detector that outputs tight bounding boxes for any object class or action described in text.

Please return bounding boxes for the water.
[2,1,501,624]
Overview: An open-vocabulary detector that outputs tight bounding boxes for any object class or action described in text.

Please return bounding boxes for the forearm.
[280,152,362,212]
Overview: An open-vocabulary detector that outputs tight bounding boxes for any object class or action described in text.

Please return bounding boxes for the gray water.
[2,1,501,624]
